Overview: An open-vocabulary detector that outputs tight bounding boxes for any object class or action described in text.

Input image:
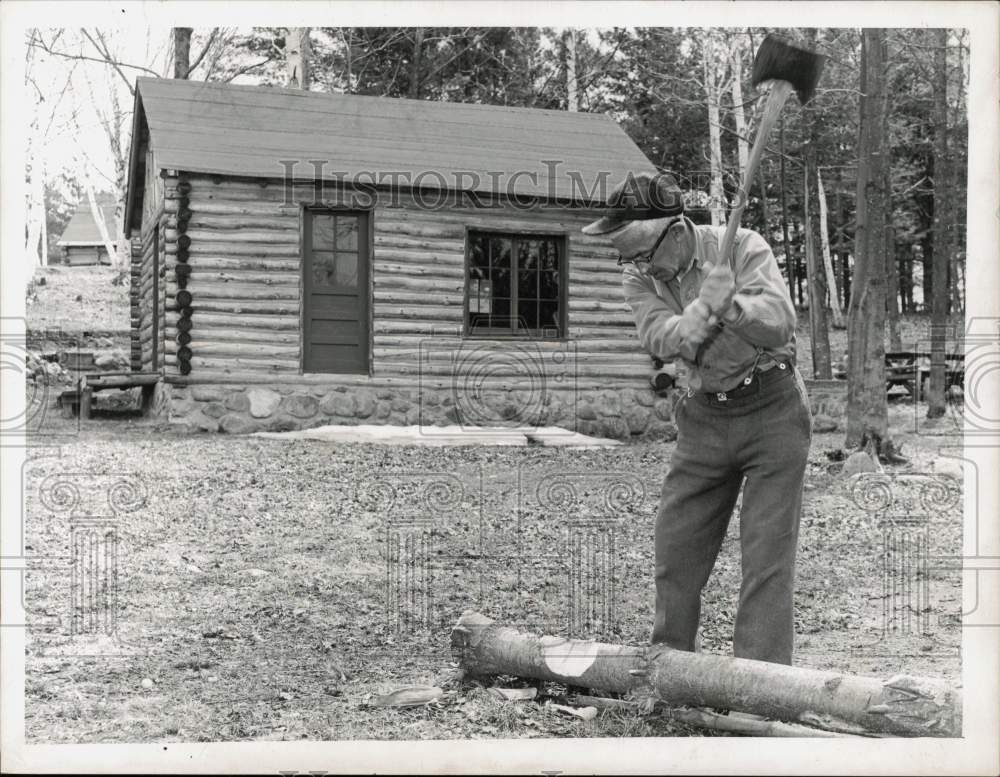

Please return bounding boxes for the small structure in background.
[57,194,118,266]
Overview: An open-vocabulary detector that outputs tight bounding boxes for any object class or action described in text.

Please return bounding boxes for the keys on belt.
[702,362,788,401]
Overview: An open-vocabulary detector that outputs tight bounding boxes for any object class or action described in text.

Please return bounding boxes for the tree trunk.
[949,37,965,314]
[451,611,961,737]
[834,176,851,310]
[173,27,193,79]
[804,152,832,378]
[564,28,579,111]
[846,29,891,454]
[408,27,423,99]
[758,164,770,243]
[779,117,796,304]
[927,29,951,419]
[730,36,749,181]
[286,27,312,90]
[703,32,725,227]
[817,169,845,328]
[886,222,902,351]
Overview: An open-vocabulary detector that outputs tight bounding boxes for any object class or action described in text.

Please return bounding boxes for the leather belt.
[691,360,789,402]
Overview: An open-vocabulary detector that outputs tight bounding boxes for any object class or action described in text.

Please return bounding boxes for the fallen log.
[451,611,961,737]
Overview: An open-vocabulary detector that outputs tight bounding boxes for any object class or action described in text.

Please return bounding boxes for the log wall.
[138,173,677,439]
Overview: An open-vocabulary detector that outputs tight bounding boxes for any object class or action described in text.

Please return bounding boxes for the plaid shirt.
[622,225,797,393]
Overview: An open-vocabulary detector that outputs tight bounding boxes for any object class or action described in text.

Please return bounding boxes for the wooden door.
[303,210,370,374]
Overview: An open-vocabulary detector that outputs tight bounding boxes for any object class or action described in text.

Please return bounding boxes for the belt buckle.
[716,391,728,402]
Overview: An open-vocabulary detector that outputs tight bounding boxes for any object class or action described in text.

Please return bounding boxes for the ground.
[20,265,964,741]
[26,264,129,333]
[21,413,962,742]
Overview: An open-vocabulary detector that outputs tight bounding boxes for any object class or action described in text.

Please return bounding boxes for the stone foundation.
[160,382,681,441]
[157,378,848,441]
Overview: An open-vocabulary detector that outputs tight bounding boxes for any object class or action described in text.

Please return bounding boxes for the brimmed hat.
[581,172,685,236]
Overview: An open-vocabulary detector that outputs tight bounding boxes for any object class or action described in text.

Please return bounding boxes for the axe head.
[751,34,826,105]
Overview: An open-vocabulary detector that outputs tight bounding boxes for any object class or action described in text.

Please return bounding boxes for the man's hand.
[699,262,736,318]
[678,298,714,360]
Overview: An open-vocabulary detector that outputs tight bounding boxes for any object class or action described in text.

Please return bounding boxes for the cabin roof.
[125,77,655,230]
[58,196,119,246]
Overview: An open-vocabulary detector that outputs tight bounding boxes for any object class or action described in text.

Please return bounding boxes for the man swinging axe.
[582,35,825,665]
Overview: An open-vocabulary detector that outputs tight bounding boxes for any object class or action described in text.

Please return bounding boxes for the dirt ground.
[20,397,962,743]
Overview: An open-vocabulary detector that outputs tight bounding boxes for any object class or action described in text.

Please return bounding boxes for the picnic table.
[884,351,964,398]
[832,351,964,397]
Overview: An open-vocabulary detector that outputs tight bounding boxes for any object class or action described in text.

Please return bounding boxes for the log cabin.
[123,77,681,439]
[58,194,118,265]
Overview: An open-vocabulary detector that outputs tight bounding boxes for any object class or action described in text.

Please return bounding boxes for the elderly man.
[583,172,812,665]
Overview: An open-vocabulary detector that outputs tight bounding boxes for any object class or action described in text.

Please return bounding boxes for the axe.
[699,34,826,329]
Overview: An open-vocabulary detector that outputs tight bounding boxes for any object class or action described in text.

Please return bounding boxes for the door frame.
[299,205,373,376]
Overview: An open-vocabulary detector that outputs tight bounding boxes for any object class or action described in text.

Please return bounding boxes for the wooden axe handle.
[718,79,795,273]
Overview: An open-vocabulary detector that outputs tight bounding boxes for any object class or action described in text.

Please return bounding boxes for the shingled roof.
[126,77,654,229]
[58,195,119,246]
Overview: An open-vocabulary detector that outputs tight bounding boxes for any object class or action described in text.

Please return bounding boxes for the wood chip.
[372,685,443,708]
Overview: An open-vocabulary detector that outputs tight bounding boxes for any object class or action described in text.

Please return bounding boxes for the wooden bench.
[58,372,160,419]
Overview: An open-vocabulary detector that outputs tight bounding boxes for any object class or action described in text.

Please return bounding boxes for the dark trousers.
[652,364,812,664]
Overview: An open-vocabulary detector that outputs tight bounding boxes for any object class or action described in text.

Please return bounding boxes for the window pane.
[540,270,560,300]
[311,214,335,251]
[492,298,511,324]
[335,217,358,250]
[518,269,538,299]
[539,300,559,329]
[518,239,541,270]
[469,311,490,330]
[490,268,511,298]
[540,240,559,271]
[517,300,539,330]
[335,251,358,287]
[490,237,511,269]
[311,251,336,286]
[470,237,488,275]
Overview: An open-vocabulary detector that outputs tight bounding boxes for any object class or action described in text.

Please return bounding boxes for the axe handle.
[718,79,795,273]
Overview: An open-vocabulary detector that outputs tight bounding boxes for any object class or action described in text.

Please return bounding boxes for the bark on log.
[451,611,961,737]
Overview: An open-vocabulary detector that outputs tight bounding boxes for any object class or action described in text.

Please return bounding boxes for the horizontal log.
[187,243,300,257]
[374,336,644,353]
[373,304,463,322]
[374,276,463,294]
[377,362,651,379]
[177,299,299,315]
[372,347,647,363]
[376,220,465,240]
[164,339,299,358]
[187,214,299,231]
[184,256,301,272]
[188,312,299,330]
[190,199,300,217]
[372,235,466,254]
[373,291,460,307]
[167,270,300,286]
[186,355,302,372]
[451,612,962,738]
[374,261,465,279]
[372,248,463,266]
[170,228,295,245]
[175,282,298,301]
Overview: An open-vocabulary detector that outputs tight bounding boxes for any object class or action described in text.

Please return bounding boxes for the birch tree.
[286,27,312,89]
[564,28,579,111]
[816,169,845,328]
[701,30,726,227]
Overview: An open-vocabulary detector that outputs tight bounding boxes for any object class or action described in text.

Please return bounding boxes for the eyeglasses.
[616,217,685,276]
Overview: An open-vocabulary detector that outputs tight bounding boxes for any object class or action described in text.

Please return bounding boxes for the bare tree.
[816,169,845,328]
[564,28,579,111]
[927,29,951,419]
[286,27,312,90]
[173,27,192,79]
[701,30,726,226]
[845,28,892,458]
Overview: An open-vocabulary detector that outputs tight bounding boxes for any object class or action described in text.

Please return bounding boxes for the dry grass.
[26,265,129,333]
[22,414,962,743]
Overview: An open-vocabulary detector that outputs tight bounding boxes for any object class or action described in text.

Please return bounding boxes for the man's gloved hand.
[678,298,714,360]
[699,262,736,320]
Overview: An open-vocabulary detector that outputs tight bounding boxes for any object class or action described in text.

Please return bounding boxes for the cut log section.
[450,611,961,737]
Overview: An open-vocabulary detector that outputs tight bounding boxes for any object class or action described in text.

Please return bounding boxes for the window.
[465,231,565,337]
